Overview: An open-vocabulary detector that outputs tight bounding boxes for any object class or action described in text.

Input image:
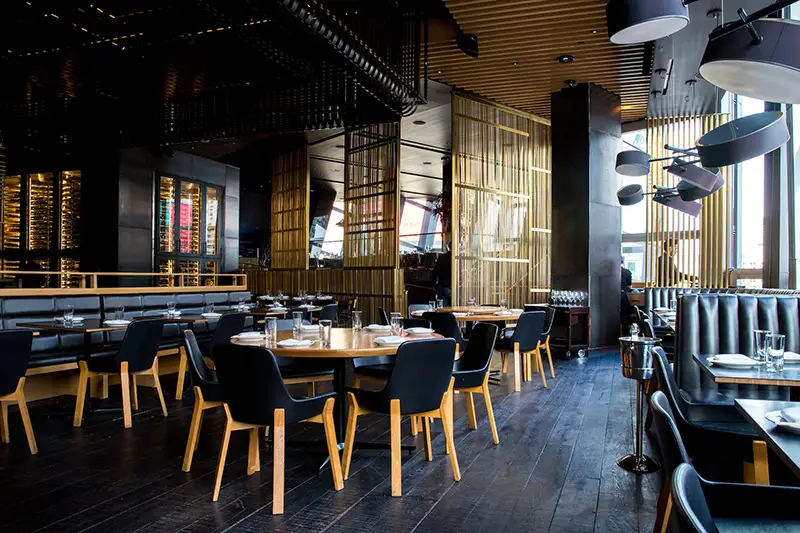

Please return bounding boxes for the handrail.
[0,270,247,289]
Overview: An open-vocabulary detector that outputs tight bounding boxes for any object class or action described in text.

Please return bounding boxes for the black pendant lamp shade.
[606,0,689,45]
[699,19,800,104]
[615,150,651,176]
[617,184,645,205]
[654,194,703,217]
[666,159,720,191]
[677,174,724,202]
[696,111,790,168]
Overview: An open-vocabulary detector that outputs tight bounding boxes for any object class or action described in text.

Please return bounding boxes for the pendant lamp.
[696,111,790,168]
[615,150,651,176]
[606,0,689,45]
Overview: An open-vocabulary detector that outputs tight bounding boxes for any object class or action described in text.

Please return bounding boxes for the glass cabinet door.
[205,187,220,256]
[179,181,201,254]
[159,177,176,253]
[28,173,55,252]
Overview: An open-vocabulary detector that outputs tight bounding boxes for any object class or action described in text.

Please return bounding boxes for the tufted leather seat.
[676,293,800,401]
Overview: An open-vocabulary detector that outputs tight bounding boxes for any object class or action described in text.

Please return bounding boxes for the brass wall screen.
[451,93,551,307]
[645,115,731,288]
[344,123,401,268]
[271,146,310,270]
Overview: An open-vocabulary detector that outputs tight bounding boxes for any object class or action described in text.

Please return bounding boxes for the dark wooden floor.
[0,351,660,533]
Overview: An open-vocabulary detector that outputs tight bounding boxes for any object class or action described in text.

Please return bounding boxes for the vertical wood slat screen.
[645,115,731,288]
[271,146,310,270]
[344,123,400,268]
[452,93,551,307]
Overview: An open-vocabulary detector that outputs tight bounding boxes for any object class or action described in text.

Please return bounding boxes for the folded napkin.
[453,312,468,317]
[269,306,288,311]
[233,331,263,339]
[163,311,182,316]
[299,304,314,309]
[374,336,406,345]
[784,352,800,362]
[781,407,800,423]
[104,319,131,326]
[201,312,222,318]
[712,354,754,363]
[299,324,320,331]
[293,296,304,301]
[316,296,332,300]
[406,327,433,335]
[55,316,84,322]
[411,310,426,316]
[510,309,524,313]
[366,324,392,331]
[494,311,513,316]
[258,296,272,300]
[277,339,315,347]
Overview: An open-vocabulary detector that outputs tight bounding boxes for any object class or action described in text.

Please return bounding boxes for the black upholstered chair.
[453,323,499,444]
[495,311,547,389]
[73,319,167,429]
[378,307,390,326]
[318,303,338,323]
[671,463,800,533]
[181,330,223,472]
[176,313,246,401]
[653,347,768,484]
[342,338,460,497]
[212,343,343,512]
[401,318,431,330]
[0,330,37,454]
[423,311,468,352]
[536,307,556,380]
[272,318,334,396]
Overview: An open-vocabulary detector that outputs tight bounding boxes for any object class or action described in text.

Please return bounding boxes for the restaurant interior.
[2,0,800,531]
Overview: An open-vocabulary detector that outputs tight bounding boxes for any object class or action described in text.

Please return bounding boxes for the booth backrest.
[675,293,799,400]
[644,287,800,316]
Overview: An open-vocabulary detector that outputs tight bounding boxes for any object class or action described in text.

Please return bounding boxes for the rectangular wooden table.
[735,399,800,481]
[693,354,800,387]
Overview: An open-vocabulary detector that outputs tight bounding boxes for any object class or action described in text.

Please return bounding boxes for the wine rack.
[159,259,175,287]
[205,188,219,256]
[205,261,217,286]
[28,173,55,251]
[1,175,22,272]
[180,259,200,286]
[159,177,176,252]
[180,182,201,255]
[60,171,82,288]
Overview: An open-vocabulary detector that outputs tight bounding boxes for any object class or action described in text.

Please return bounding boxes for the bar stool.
[0,331,37,454]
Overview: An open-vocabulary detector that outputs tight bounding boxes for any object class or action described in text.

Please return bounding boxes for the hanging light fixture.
[696,110,790,168]
[606,0,689,45]
[615,150,651,176]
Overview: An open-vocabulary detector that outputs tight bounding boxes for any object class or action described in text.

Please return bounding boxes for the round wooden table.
[412,308,523,323]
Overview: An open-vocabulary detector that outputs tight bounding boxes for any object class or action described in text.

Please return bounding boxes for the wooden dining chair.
[342,338,460,497]
[453,323,499,444]
[213,343,343,513]
[73,319,167,429]
[495,311,546,391]
[535,306,557,380]
[0,330,37,454]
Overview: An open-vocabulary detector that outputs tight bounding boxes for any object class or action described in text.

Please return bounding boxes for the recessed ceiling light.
[556,55,575,63]
[437,70,442,74]
[423,161,432,165]
[512,62,518,66]
[413,120,426,125]
[592,29,598,34]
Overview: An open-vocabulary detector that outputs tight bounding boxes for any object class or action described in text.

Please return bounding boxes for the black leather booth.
[645,287,800,317]
[0,290,252,369]
[675,293,800,401]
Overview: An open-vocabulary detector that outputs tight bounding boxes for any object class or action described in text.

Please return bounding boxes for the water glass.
[292,311,304,337]
[317,290,322,298]
[114,306,125,321]
[238,297,246,311]
[167,301,177,318]
[754,329,772,363]
[319,319,333,347]
[428,301,437,311]
[767,333,785,373]
[204,303,215,315]
[278,290,284,299]
[669,299,678,311]
[265,318,277,344]
[63,304,75,326]
[352,310,362,331]
[500,299,509,312]
[467,297,477,315]
[390,315,403,336]
[436,299,444,309]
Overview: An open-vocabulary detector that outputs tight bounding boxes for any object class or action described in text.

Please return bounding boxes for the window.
[399,198,443,253]
[620,129,647,236]
[792,5,800,287]
[310,201,344,260]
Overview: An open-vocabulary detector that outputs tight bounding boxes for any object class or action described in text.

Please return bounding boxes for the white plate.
[784,352,800,363]
[232,337,266,345]
[201,312,222,318]
[366,324,392,331]
[162,311,182,317]
[103,319,131,326]
[709,354,758,369]
[453,312,468,317]
[299,324,320,331]
[654,307,672,312]
[316,296,332,300]
[299,304,315,309]
[765,410,800,434]
[269,307,288,312]
[55,316,85,323]
[374,336,406,346]
[510,309,524,313]
[292,297,305,301]
[494,311,514,316]
[276,339,315,348]
[406,327,434,336]
[233,331,263,339]
[411,310,427,317]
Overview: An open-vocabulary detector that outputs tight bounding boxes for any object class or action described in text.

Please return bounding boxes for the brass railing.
[0,270,247,293]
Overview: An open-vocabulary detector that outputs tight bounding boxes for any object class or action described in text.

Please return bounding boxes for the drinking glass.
[292,311,304,337]
[436,299,444,309]
[238,297,246,311]
[167,301,177,318]
[390,315,403,336]
[278,290,284,299]
[500,299,509,312]
[317,290,322,299]
[754,329,772,363]
[319,319,333,347]
[767,333,785,373]
[115,305,125,321]
[467,297,477,315]
[428,301,437,311]
[670,299,678,311]
[352,310,363,331]
[266,290,272,298]
[265,318,277,345]
[63,304,75,326]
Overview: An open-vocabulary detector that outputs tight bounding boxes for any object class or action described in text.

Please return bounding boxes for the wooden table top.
[735,399,800,481]
[231,328,442,358]
[652,309,676,330]
[250,307,323,316]
[694,354,800,387]
[17,319,128,333]
[412,307,522,322]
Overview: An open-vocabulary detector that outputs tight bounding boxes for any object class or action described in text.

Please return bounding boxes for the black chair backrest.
[383,338,456,415]
[456,323,498,374]
[422,312,466,348]
[117,319,165,372]
[214,343,309,425]
[653,347,690,425]
[643,318,657,338]
[509,311,546,352]
[275,318,310,331]
[319,303,338,322]
[671,464,718,533]
[0,330,33,396]
[211,313,246,347]
[542,307,556,337]
[650,391,692,476]
[402,318,431,329]
[183,330,218,390]
[378,307,390,326]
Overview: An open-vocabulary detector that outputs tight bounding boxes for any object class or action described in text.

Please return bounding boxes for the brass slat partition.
[451,93,551,307]
[527,119,552,303]
[271,146,310,270]
[246,269,405,324]
[344,123,400,268]
[645,115,731,288]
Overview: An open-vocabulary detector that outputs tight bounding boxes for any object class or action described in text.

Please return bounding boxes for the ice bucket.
[619,336,661,381]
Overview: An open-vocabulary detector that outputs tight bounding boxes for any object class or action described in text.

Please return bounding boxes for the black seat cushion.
[85,350,121,373]
[354,363,393,378]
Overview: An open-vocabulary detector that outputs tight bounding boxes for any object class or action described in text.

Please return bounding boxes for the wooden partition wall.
[271,146,310,270]
[451,93,551,307]
[645,115,731,288]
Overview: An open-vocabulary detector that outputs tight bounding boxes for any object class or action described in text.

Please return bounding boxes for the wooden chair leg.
[212,408,233,502]
[182,389,204,472]
[536,350,548,388]
[513,343,521,392]
[16,381,37,455]
[151,363,168,417]
[321,398,344,491]
[175,346,188,401]
[196,414,204,451]
[342,393,359,480]
[545,338,556,379]
[390,399,402,497]
[653,476,672,533]
[532,345,540,374]
[247,427,261,475]
[465,392,477,430]
[273,408,285,514]
[411,415,419,436]
[306,382,315,398]
[482,377,499,445]
[73,361,90,427]
[439,393,461,482]
[120,363,132,429]
[131,375,139,411]
[353,377,361,389]
[500,352,508,374]
[521,350,529,382]
[0,401,8,444]
[753,440,770,485]
[422,416,433,461]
